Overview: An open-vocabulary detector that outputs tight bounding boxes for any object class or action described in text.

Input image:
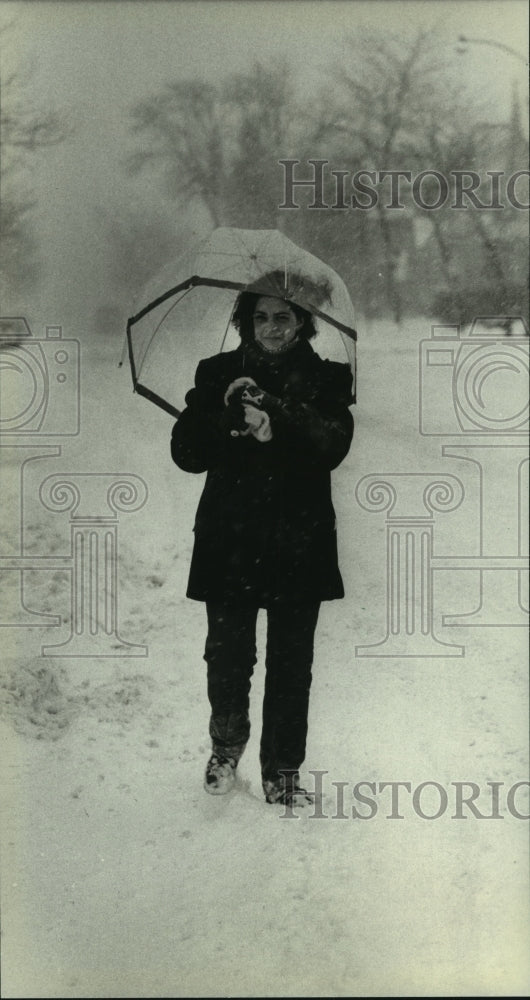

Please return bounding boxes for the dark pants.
[204,601,320,783]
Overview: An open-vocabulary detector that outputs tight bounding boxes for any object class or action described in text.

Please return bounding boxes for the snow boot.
[262,775,314,808]
[204,753,238,795]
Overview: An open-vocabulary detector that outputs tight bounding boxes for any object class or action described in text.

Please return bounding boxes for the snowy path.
[1,320,528,997]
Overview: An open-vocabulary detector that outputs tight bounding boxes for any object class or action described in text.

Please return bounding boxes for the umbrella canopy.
[125,228,357,418]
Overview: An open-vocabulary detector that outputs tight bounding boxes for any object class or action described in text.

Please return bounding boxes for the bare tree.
[128,80,229,228]
[319,29,455,322]
[222,59,296,228]
[411,92,529,325]
[0,29,72,299]
[127,60,299,231]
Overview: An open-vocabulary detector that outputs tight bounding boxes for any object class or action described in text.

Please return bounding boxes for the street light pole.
[457,35,528,65]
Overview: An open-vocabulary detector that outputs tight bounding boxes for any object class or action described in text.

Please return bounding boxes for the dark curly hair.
[231,270,320,344]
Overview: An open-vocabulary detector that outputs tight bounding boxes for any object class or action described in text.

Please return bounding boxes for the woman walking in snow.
[171,271,354,807]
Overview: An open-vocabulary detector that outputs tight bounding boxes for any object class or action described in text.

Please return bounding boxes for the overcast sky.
[8,1,529,116]
[3,0,529,331]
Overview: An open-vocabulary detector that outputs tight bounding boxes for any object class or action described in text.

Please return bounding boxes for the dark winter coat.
[171,338,354,606]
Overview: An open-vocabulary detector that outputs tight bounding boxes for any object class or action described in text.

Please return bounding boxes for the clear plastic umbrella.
[123,228,357,417]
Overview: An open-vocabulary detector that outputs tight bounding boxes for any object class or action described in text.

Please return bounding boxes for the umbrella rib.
[311,308,357,340]
[129,276,246,330]
[129,280,195,326]
[132,277,356,343]
[219,305,236,354]
[151,285,194,338]
[135,381,181,418]
[136,286,195,380]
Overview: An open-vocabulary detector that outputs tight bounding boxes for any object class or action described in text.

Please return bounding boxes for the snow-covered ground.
[1,318,528,997]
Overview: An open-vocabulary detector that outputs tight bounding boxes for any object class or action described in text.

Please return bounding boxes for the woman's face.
[252,296,302,352]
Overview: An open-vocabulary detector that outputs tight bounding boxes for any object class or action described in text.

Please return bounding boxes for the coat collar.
[240,337,317,375]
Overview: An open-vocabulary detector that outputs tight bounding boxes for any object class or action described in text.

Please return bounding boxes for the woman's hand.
[223,377,259,407]
[224,377,267,409]
[229,405,272,442]
[224,377,271,441]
